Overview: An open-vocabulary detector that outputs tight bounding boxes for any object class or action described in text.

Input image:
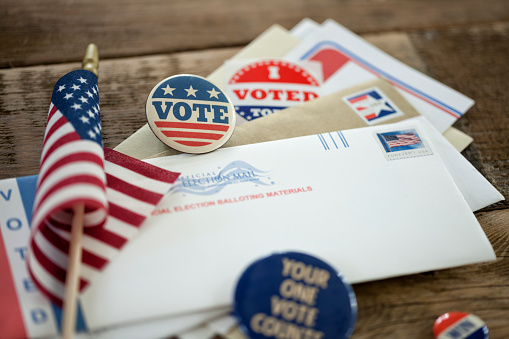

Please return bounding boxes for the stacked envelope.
[1,19,504,339]
[106,18,502,339]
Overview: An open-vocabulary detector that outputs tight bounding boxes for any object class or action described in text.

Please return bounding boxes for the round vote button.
[234,252,357,339]
[146,74,236,154]
[433,312,489,339]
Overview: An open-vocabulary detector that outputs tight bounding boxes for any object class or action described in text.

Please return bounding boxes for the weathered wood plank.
[410,22,509,210]
[2,0,509,68]
[0,29,429,180]
[0,47,239,179]
[2,25,506,209]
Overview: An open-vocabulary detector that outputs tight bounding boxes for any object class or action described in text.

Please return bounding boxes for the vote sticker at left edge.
[146,74,236,154]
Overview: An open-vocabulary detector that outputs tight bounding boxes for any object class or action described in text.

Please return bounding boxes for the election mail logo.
[146,74,236,153]
[171,160,274,196]
[226,59,320,124]
[343,87,403,125]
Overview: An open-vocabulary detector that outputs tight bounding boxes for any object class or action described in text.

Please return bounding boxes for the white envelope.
[285,19,474,133]
[81,119,495,329]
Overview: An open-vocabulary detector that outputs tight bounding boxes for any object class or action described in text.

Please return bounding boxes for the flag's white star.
[207,88,220,99]
[86,90,93,98]
[93,106,99,114]
[71,84,81,91]
[184,85,198,97]
[57,85,66,92]
[87,110,95,117]
[79,116,90,124]
[78,77,87,84]
[162,85,176,96]
[79,96,88,103]
[88,130,96,138]
[94,125,100,133]
[64,93,73,100]
[71,103,82,110]
[367,99,393,116]
[92,87,97,95]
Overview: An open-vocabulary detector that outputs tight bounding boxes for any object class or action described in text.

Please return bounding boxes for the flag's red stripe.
[33,197,106,235]
[38,152,104,188]
[31,239,67,284]
[82,250,108,270]
[40,132,81,165]
[84,223,127,249]
[30,239,88,289]
[34,175,106,217]
[163,130,224,140]
[44,113,67,142]
[154,121,230,132]
[104,148,180,184]
[106,173,162,205]
[39,223,109,270]
[47,104,59,122]
[108,202,145,228]
[174,140,211,147]
[28,269,64,307]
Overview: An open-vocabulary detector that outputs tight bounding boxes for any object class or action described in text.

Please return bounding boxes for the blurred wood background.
[0,1,508,338]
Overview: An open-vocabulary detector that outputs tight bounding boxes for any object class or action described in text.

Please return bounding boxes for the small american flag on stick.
[27,69,179,320]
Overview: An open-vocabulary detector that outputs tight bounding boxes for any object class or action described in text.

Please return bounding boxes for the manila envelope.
[116,77,501,212]
[83,118,495,330]
[114,78,419,159]
[114,22,472,161]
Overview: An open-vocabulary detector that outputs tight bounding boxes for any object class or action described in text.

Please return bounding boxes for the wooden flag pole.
[62,203,85,339]
[61,44,99,339]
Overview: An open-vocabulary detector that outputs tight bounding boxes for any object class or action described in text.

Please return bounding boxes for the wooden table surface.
[1,1,508,338]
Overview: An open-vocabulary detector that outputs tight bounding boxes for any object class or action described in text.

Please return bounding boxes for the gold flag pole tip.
[82,43,99,78]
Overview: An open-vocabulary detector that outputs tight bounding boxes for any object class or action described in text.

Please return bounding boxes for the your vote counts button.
[234,252,357,339]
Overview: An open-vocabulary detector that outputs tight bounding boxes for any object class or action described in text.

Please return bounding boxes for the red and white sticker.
[225,59,321,124]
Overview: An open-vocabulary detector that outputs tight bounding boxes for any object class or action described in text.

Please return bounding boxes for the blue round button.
[146,74,236,154]
[234,252,357,339]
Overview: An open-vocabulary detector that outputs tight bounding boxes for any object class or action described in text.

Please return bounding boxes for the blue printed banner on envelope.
[343,87,403,125]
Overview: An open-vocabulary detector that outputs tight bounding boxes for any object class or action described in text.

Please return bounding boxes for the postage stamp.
[374,128,433,161]
[343,86,404,125]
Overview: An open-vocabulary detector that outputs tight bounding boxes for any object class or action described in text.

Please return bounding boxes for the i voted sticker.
[234,252,357,339]
[146,74,236,154]
[226,59,321,124]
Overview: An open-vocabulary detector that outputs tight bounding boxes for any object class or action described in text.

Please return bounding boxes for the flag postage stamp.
[343,87,404,125]
[374,128,433,161]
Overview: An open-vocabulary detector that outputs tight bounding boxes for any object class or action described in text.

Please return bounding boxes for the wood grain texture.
[0,32,431,180]
[410,22,509,210]
[0,47,239,179]
[1,1,508,337]
[2,0,509,68]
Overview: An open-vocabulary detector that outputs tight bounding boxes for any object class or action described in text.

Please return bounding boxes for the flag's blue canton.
[151,75,228,103]
[51,69,102,145]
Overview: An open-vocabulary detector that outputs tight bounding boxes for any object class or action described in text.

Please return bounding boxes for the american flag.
[27,70,180,306]
[383,133,421,148]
